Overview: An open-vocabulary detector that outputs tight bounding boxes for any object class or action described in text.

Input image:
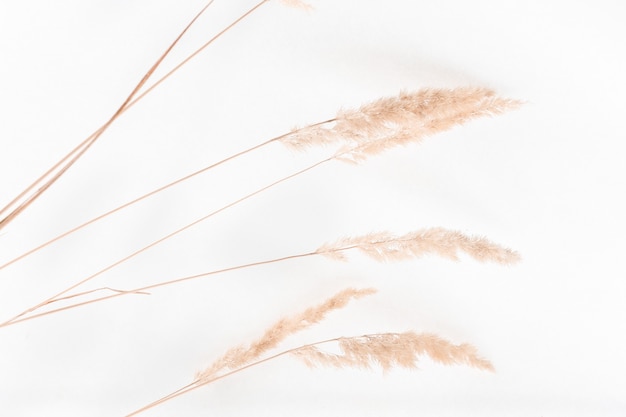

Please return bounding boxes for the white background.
[1,1,625,416]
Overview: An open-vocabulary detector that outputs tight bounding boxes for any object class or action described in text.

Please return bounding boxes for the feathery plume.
[293,332,494,371]
[315,228,520,264]
[196,287,376,381]
[281,88,521,163]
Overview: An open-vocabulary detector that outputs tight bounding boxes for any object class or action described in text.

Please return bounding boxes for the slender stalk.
[0,0,216,229]
[1,157,333,327]
[0,0,217,229]
[127,0,272,115]
[0,252,318,328]
[125,337,342,417]
[0,0,272,232]
[0,121,334,272]
[1,228,395,328]
[50,287,151,303]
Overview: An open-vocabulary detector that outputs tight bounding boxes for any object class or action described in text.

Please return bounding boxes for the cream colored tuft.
[195,287,375,381]
[316,228,521,265]
[293,332,494,372]
[281,88,521,163]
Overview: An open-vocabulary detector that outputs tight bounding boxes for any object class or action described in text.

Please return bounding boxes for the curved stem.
[0,120,334,273]
[0,0,271,232]
[1,134,365,328]
[0,230,363,328]
[0,137,274,272]
[2,138,364,328]
[0,0,216,229]
[1,156,333,327]
[125,0,271,116]
[125,336,343,416]
[0,252,318,328]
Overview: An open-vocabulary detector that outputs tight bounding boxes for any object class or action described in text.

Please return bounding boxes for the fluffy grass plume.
[282,88,521,163]
[196,287,376,381]
[316,228,521,264]
[293,332,494,371]
[128,290,490,416]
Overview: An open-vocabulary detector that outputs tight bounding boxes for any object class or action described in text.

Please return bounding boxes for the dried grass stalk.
[281,88,520,163]
[316,228,520,264]
[129,290,495,415]
[1,226,519,328]
[196,287,376,381]
[0,0,219,232]
[293,332,494,371]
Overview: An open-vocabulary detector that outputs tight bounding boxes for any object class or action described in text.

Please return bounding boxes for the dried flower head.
[293,332,494,371]
[316,228,521,264]
[196,287,376,381]
[281,88,521,163]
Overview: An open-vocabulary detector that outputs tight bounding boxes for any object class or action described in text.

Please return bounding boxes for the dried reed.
[196,287,376,381]
[126,288,491,416]
[0,0,217,231]
[1,227,517,327]
[283,88,521,163]
[0,0,275,232]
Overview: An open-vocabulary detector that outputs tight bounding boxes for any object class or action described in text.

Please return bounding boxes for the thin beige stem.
[0,231,368,328]
[1,157,333,327]
[0,120,334,273]
[0,0,216,230]
[126,381,200,417]
[0,138,274,272]
[2,135,402,328]
[0,252,317,328]
[1,142,371,328]
[50,287,151,304]
[125,0,272,116]
[0,0,271,232]
[125,337,341,416]
[82,0,272,142]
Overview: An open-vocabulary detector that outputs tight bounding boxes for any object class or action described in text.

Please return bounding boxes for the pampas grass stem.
[0,160,329,327]
[125,293,491,416]
[1,227,516,328]
[0,0,275,232]
[129,332,492,416]
[0,121,332,272]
